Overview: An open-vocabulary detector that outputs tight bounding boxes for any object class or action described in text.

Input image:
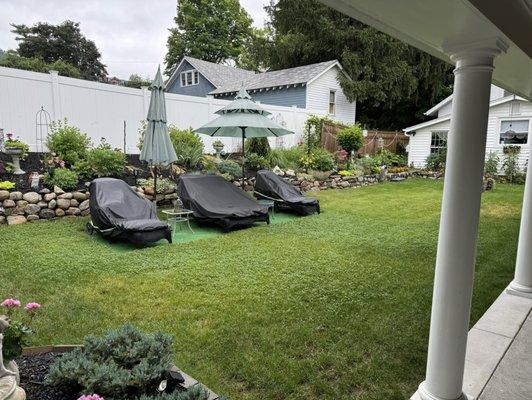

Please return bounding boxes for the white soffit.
[319,0,532,100]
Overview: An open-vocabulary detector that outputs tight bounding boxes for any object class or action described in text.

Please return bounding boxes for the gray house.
[166,57,356,124]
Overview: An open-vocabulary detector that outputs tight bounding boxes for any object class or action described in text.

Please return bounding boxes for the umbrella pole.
[241,127,245,188]
[153,165,157,209]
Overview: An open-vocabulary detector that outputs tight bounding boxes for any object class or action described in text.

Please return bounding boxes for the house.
[166,56,356,124]
[404,85,532,169]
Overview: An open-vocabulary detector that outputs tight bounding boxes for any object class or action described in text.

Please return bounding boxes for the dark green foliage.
[2,321,32,363]
[169,127,204,169]
[336,125,364,154]
[244,153,270,170]
[303,115,331,150]
[47,324,173,399]
[502,147,521,183]
[372,149,407,167]
[354,156,379,175]
[425,150,447,172]
[484,152,500,177]
[216,159,242,179]
[11,21,107,80]
[267,146,306,170]
[136,386,212,400]
[43,168,79,190]
[124,74,152,89]
[245,137,271,157]
[84,139,126,177]
[165,0,253,75]
[0,52,82,78]
[306,148,335,172]
[46,120,91,165]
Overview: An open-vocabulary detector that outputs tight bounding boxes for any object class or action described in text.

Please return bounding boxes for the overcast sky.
[0,0,270,79]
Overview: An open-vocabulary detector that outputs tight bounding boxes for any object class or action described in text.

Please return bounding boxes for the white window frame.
[180,69,199,87]
[328,90,336,115]
[498,118,531,146]
[430,130,448,154]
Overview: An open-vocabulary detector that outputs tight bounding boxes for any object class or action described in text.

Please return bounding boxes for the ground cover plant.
[0,179,522,400]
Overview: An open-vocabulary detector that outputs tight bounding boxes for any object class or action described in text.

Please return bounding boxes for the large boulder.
[56,199,71,210]
[24,204,41,215]
[55,208,65,217]
[79,200,90,211]
[39,208,56,220]
[0,190,9,201]
[22,192,41,204]
[43,193,56,202]
[66,207,81,216]
[26,215,39,222]
[9,192,22,201]
[53,186,64,195]
[81,208,90,216]
[0,216,5,224]
[2,199,15,208]
[16,200,28,208]
[48,199,57,209]
[58,192,73,200]
[72,192,86,201]
[39,188,50,194]
[7,215,26,225]
[70,199,79,207]
[37,201,48,208]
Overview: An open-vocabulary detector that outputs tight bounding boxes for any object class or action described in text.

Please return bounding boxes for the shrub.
[4,137,30,159]
[372,149,407,167]
[484,152,500,177]
[137,177,176,194]
[169,127,204,169]
[336,124,364,155]
[217,159,242,179]
[47,120,91,165]
[311,148,335,171]
[44,168,79,190]
[244,153,270,170]
[268,146,306,170]
[503,151,521,183]
[425,150,446,172]
[1,298,41,363]
[354,156,379,175]
[0,181,15,190]
[136,386,212,400]
[47,324,173,399]
[84,139,126,177]
[245,137,270,157]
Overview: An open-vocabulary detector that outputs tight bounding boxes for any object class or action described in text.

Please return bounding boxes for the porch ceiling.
[319,0,532,100]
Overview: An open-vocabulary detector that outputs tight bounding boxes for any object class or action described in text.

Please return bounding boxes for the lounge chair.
[254,170,320,216]
[87,178,172,245]
[177,174,269,231]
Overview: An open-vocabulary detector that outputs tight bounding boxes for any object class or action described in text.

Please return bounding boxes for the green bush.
[137,177,176,194]
[503,150,521,183]
[4,138,30,159]
[268,146,306,170]
[47,120,91,165]
[372,149,407,167]
[310,148,335,172]
[484,152,500,177]
[244,153,270,170]
[354,156,379,175]
[136,386,212,400]
[217,159,242,179]
[84,139,126,177]
[425,150,447,172]
[0,181,16,190]
[169,127,204,168]
[336,124,364,155]
[43,168,79,190]
[47,324,173,399]
[245,137,271,157]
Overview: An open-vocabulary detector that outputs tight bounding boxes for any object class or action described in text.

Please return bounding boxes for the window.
[499,120,529,145]
[180,70,199,87]
[329,90,336,115]
[430,131,448,154]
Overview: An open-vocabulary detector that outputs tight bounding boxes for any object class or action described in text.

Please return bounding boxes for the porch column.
[415,39,507,400]
[508,141,532,298]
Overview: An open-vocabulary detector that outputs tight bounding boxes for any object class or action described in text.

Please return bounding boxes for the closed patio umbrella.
[195,88,294,183]
[140,66,177,205]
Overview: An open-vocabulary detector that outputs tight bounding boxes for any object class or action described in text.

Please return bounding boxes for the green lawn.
[0,179,523,400]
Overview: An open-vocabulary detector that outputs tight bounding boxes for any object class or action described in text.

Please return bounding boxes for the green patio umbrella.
[140,66,177,205]
[195,88,294,182]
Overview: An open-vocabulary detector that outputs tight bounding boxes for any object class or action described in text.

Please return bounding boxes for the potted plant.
[2,134,29,175]
[212,140,225,158]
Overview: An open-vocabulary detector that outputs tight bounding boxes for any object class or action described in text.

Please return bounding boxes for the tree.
[236,28,273,72]
[263,0,453,130]
[165,0,253,75]
[124,74,152,89]
[0,51,82,78]
[11,20,107,80]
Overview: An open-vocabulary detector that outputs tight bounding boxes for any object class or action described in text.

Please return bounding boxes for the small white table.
[162,209,195,235]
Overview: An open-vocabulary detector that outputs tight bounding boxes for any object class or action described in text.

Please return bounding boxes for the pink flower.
[78,395,104,400]
[25,302,41,312]
[6,133,13,140]
[59,160,65,168]
[1,298,21,308]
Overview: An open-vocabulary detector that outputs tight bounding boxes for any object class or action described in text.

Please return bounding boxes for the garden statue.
[212,140,225,159]
[0,316,26,400]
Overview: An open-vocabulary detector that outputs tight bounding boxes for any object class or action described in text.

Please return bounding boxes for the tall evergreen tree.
[165,0,253,75]
[11,21,107,80]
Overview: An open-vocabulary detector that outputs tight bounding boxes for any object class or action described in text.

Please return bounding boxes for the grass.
[0,179,524,400]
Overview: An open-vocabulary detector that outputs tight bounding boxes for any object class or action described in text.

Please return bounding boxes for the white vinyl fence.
[0,67,324,154]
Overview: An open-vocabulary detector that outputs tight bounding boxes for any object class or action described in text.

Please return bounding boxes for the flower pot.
[3,148,25,175]
[213,144,224,159]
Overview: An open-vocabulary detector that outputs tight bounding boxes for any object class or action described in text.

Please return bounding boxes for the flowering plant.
[3,134,29,159]
[1,298,41,363]
[78,395,104,400]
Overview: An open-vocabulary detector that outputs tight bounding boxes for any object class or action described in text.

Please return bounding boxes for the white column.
[508,141,532,298]
[414,39,507,400]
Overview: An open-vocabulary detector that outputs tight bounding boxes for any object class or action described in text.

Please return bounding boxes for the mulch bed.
[16,352,70,400]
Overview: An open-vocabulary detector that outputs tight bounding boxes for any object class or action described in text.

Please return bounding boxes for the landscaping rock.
[26,215,39,222]
[3,199,15,208]
[48,199,57,209]
[7,215,26,225]
[58,192,73,200]
[79,200,89,211]
[272,165,284,176]
[66,207,81,216]
[81,208,90,216]
[0,216,5,224]
[72,191,86,201]
[22,192,41,204]
[56,199,71,210]
[24,204,41,215]
[12,206,25,215]
[37,201,48,208]
[39,188,50,194]
[0,207,4,215]
[43,193,56,201]
[144,187,155,196]
[39,208,56,220]
[16,200,28,208]
[156,194,165,202]
[70,199,79,207]
[9,191,22,201]
[285,169,296,177]
[53,186,64,195]
[165,193,178,200]
[55,208,65,217]
[0,190,9,201]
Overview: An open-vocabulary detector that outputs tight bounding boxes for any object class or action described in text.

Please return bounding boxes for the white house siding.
[407,99,532,170]
[306,67,356,124]
[437,102,452,117]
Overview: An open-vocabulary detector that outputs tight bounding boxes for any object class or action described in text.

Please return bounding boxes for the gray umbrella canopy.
[195,88,294,180]
[140,67,177,205]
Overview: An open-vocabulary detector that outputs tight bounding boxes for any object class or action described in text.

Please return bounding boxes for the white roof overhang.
[319,0,532,100]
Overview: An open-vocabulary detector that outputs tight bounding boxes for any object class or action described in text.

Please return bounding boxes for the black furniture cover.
[177,174,269,231]
[254,170,320,216]
[89,178,171,245]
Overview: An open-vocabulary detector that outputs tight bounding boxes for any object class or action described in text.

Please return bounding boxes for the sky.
[0,0,270,79]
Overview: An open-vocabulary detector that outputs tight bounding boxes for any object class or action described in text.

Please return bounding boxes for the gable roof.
[166,56,255,89]
[424,94,453,117]
[209,60,344,95]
